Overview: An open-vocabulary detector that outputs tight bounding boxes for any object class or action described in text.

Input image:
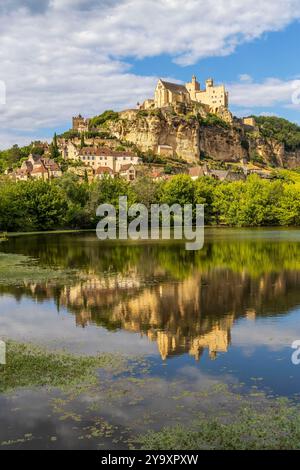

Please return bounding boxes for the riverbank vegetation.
[0,340,125,394]
[0,172,300,231]
[138,399,300,450]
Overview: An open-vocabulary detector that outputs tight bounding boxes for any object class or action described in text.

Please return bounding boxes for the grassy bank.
[138,401,300,450]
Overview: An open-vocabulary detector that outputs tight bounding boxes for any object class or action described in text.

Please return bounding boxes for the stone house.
[189,166,206,180]
[77,147,140,172]
[188,164,245,182]
[13,154,63,181]
[13,168,30,181]
[119,164,137,181]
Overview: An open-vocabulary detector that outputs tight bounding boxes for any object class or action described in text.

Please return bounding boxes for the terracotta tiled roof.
[41,158,60,171]
[120,164,135,172]
[189,167,205,177]
[31,165,48,174]
[15,169,28,176]
[95,166,114,174]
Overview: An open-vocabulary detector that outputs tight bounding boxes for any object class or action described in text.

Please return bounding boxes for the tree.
[50,133,60,160]
[132,176,160,208]
[80,133,85,149]
[160,175,195,206]
[194,176,218,224]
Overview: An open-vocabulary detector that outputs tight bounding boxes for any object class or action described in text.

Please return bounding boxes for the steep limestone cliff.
[104,108,300,168]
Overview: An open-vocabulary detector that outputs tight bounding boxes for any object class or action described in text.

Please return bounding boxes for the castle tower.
[185,75,200,101]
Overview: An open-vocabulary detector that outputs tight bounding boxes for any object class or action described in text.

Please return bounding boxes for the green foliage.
[194,176,219,224]
[59,130,80,139]
[0,172,300,232]
[160,174,195,206]
[0,179,68,231]
[89,110,119,128]
[212,175,283,226]
[80,133,85,149]
[31,146,45,156]
[254,115,300,151]
[249,152,265,165]
[0,340,124,393]
[84,130,112,139]
[50,133,61,161]
[131,176,161,209]
[139,151,165,164]
[164,164,175,175]
[138,400,300,450]
[199,113,229,129]
[0,144,31,172]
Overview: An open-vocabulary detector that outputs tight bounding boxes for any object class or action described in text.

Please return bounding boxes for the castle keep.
[141,75,229,112]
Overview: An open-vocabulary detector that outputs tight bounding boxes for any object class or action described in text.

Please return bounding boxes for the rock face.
[107,109,200,163]
[106,108,299,168]
[199,126,248,162]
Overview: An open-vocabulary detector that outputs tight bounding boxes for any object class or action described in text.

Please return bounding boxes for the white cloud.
[0,0,300,147]
[229,77,300,108]
[239,74,253,83]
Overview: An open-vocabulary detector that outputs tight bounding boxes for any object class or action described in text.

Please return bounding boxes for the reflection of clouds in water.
[232,309,300,353]
[0,366,239,448]
[76,367,239,433]
[0,296,157,356]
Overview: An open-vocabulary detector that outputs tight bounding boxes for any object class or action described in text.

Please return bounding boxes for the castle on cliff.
[140,75,229,113]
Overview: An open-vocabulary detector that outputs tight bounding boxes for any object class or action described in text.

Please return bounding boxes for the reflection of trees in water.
[3,233,300,278]
[1,233,300,360]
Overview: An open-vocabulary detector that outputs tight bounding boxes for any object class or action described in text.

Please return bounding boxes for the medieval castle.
[140,75,229,112]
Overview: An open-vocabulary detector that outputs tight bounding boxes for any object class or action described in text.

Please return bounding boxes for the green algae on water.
[0,340,126,393]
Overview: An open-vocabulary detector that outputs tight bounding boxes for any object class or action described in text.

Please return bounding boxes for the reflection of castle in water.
[63,275,235,360]
[16,267,300,361]
[3,233,300,360]
[3,261,300,361]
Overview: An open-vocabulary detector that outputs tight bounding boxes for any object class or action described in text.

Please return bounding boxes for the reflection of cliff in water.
[1,267,300,361]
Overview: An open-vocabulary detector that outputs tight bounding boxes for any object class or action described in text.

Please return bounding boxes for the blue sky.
[0,0,299,148]
[131,21,300,122]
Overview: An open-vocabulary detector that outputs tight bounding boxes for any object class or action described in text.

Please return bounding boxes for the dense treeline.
[253,116,300,151]
[0,173,300,232]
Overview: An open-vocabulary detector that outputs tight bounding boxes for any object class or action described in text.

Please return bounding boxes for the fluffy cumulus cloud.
[0,0,300,147]
[229,77,300,108]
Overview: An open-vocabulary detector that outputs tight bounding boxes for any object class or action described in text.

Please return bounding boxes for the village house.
[157,144,174,158]
[189,164,246,182]
[60,141,79,160]
[77,147,141,173]
[12,154,62,181]
[189,166,206,180]
[119,164,137,181]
